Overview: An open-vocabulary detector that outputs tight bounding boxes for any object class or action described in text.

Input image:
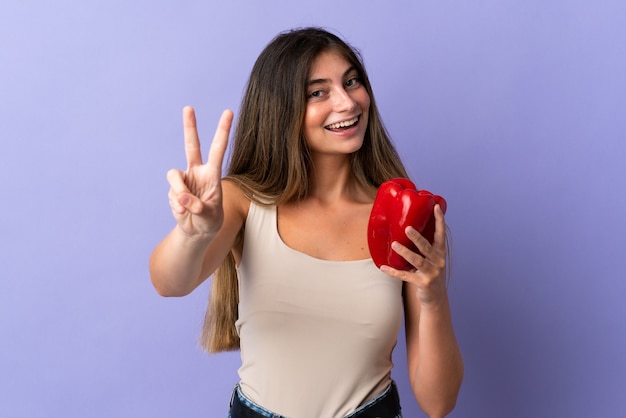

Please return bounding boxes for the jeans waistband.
[228,381,402,418]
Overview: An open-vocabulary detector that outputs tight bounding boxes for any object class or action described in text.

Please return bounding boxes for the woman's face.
[302,50,370,158]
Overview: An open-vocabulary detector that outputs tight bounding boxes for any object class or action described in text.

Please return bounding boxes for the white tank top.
[235,201,403,417]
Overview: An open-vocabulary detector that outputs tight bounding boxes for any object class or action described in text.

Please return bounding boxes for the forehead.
[308,49,355,78]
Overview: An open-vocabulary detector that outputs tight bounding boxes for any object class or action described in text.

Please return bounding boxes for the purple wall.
[1,1,625,417]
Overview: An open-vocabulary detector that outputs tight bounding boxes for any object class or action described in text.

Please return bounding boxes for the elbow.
[416,365,464,418]
[152,280,193,298]
[152,282,181,298]
[421,398,458,418]
[149,258,195,297]
[151,277,171,297]
[430,368,464,417]
[417,390,459,418]
[150,274,194,298]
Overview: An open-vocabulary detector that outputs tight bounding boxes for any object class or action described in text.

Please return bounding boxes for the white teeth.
[326,117,358,130]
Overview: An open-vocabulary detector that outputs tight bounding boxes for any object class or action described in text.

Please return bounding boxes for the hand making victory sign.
[166,106,234,237]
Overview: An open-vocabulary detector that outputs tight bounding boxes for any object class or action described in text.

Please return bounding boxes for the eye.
[308,89,325,100]
[345,77,362,88]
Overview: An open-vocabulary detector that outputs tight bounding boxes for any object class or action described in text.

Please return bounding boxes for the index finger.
[206,109,234,177]
[433,204,448,251]
[183,106,203,169]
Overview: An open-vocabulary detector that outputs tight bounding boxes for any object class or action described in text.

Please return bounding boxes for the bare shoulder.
[221,179,250,263]
[222,179,250,223]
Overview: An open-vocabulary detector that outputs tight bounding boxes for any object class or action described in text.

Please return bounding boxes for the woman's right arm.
[149,107,245,297]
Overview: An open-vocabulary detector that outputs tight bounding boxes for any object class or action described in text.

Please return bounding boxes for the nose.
[332,87,357,112]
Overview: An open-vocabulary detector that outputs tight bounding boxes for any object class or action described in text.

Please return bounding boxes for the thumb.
[177,193,204,215]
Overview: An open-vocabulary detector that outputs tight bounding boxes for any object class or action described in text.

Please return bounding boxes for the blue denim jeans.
[228,381,402,418]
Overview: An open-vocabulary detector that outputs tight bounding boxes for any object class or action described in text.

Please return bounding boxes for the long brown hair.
[201,27,409,353]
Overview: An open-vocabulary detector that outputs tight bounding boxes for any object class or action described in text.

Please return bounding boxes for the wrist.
[174,224,215,246]
[418,290,450,314]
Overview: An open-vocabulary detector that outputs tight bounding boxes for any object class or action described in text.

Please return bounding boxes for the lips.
[367,178,447,270]
[325,116,359,130]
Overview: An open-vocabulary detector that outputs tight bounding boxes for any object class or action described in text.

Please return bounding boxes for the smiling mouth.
[325,116,359,130]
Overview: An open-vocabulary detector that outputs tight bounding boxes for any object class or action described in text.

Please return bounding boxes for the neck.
[307,154,371,204]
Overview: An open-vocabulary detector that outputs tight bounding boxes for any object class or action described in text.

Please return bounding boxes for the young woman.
[150,27,463,418]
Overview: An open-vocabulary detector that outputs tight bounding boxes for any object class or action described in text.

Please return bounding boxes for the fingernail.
[406,226,416,236]
[180,195,190,207]
[391,241,401,250]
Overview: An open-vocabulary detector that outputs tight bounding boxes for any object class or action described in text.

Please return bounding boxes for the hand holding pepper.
[367,178,449,306]
[367,178,446,270]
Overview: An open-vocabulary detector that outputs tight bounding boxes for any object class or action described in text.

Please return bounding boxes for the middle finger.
[183,106,203,169]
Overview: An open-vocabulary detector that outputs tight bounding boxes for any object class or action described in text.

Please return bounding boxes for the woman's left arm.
[381,205,464,418]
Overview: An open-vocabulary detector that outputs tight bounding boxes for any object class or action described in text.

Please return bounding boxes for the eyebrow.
[306,66,358,87]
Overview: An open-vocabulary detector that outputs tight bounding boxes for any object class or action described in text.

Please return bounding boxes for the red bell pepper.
[367,178,447,270]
